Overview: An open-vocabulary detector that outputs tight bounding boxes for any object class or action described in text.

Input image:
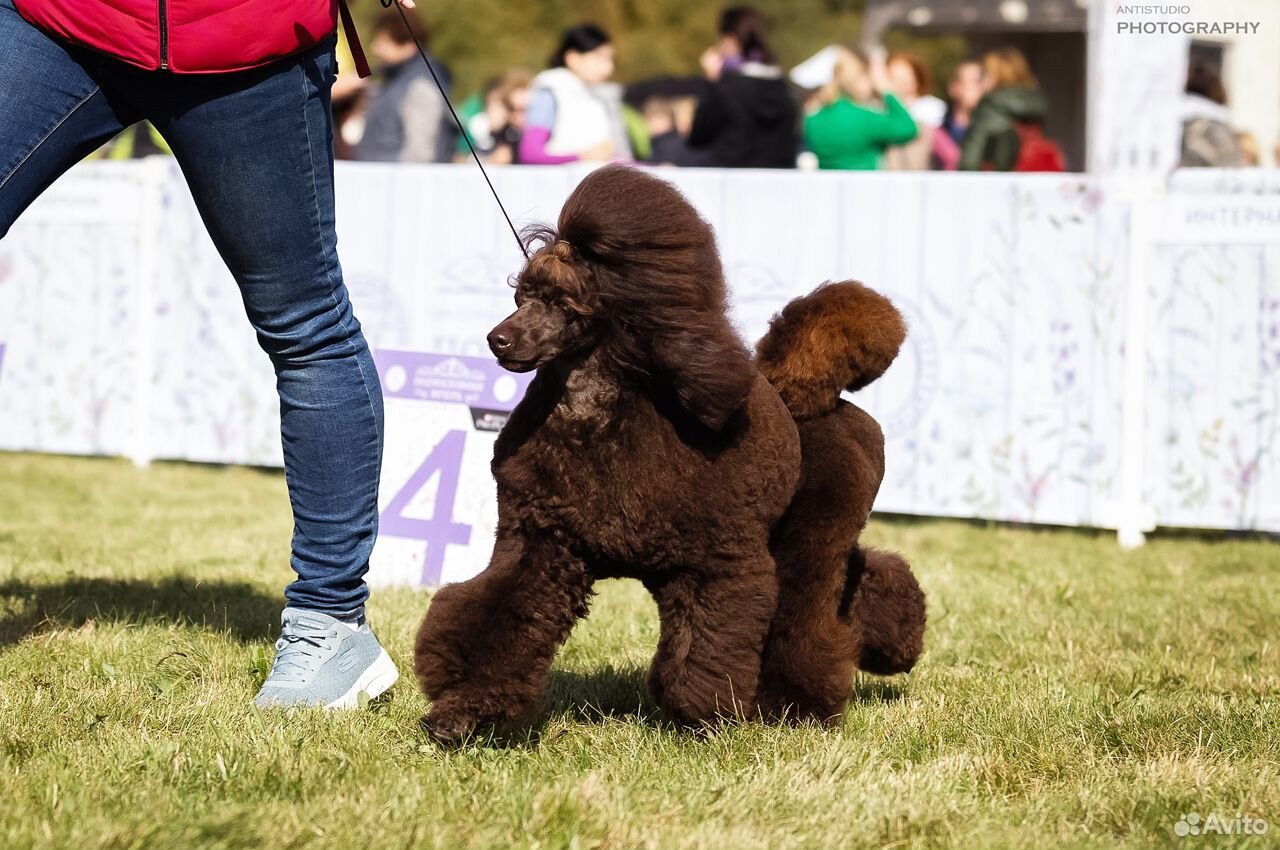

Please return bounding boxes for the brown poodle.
[414,165,925,743]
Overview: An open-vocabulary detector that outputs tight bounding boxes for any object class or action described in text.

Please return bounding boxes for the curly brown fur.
[755,286,926,724]
[414,165,925,742]
[755,403,884,723]
[756,282,908,420]
[850,548,926,676]
[517,166,757,431]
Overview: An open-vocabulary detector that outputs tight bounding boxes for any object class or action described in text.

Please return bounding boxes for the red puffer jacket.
[14,0,338,73]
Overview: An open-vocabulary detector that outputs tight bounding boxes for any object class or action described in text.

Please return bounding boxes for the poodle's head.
[488,165,756,431]
[487,237,602,373]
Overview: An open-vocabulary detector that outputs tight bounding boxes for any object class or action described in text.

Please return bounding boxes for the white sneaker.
[253,608,399,709]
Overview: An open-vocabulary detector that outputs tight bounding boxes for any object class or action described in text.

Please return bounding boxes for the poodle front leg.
[644,554,776,726]
[414,532,592,743]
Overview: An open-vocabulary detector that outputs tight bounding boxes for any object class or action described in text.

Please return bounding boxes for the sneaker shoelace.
[269,616,340,684]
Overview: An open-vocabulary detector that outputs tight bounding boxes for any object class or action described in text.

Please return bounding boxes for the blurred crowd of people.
[323,5,1068,173]
[94,4,1273,172]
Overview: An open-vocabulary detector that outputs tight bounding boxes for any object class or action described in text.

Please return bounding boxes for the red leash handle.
[337,0,372,78]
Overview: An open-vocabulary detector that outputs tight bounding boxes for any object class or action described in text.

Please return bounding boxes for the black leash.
[379,0,530,259]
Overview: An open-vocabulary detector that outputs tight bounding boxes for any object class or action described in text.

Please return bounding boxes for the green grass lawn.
[0,453,1277,850]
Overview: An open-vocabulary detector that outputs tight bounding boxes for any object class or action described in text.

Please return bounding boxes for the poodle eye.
[554,295,591,319]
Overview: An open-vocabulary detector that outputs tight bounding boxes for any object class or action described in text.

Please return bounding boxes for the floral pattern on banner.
[148,161,283,467]
[1168,168,1280,196]
[1145,244,1280,530]
[2,162,1277,537]
[0,165,143,457]
[712,174,1131,528]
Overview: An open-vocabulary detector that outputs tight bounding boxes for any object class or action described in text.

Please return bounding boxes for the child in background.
[644,96,714,167]
[456,70,532,165]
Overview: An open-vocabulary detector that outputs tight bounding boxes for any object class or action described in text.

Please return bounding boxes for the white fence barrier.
[1,162,1278,586]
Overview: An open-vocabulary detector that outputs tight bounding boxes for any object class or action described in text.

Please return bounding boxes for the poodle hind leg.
[852,548,926,675]
[643,554,776,727]
[756,545,861,725]
[756,405,889,724]
[758,547,925,723]
[414,533,593,743]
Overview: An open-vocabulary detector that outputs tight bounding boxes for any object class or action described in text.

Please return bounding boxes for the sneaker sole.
[326,649,400,710]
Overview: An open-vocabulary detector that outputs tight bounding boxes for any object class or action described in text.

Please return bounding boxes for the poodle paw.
[424,703,481,746]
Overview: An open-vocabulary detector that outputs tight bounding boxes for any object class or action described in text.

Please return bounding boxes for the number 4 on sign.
[380,430,473,586]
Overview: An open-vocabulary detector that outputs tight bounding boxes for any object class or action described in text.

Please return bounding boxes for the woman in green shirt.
[804,46,918,170]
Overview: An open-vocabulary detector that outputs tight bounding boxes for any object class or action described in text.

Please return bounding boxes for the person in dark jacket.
[355,7,457,163]
[959,46,1061,172]
[688,6,798,169]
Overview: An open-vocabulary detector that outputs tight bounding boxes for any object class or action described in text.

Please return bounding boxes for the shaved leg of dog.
[413,533,593,743]
[644,555,776,726]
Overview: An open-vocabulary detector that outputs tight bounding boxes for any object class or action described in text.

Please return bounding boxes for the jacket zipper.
[158,0,169,69]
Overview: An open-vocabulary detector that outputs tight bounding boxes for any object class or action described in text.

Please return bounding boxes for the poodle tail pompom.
[755,281,907,419]
[852,548,926,676]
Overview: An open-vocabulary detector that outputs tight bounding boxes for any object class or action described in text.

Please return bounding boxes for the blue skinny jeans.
[0,0,383,617]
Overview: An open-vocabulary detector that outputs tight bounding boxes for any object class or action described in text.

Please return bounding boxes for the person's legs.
[144,40,384,623]
[1,0,388,705]
[0,0,136,236]
[135,40,392,707]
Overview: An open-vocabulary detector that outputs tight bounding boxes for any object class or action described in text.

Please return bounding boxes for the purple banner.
[374,349,533,412]
[374,350,533,586]
[0,343,5,379]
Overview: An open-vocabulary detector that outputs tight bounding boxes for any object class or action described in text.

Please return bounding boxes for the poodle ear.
[652,320,756,431]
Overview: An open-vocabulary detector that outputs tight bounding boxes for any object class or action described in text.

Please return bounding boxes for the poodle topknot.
[415,165,925,743]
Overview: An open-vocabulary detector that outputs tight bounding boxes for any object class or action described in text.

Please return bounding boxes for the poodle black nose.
[488,328,514,354]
